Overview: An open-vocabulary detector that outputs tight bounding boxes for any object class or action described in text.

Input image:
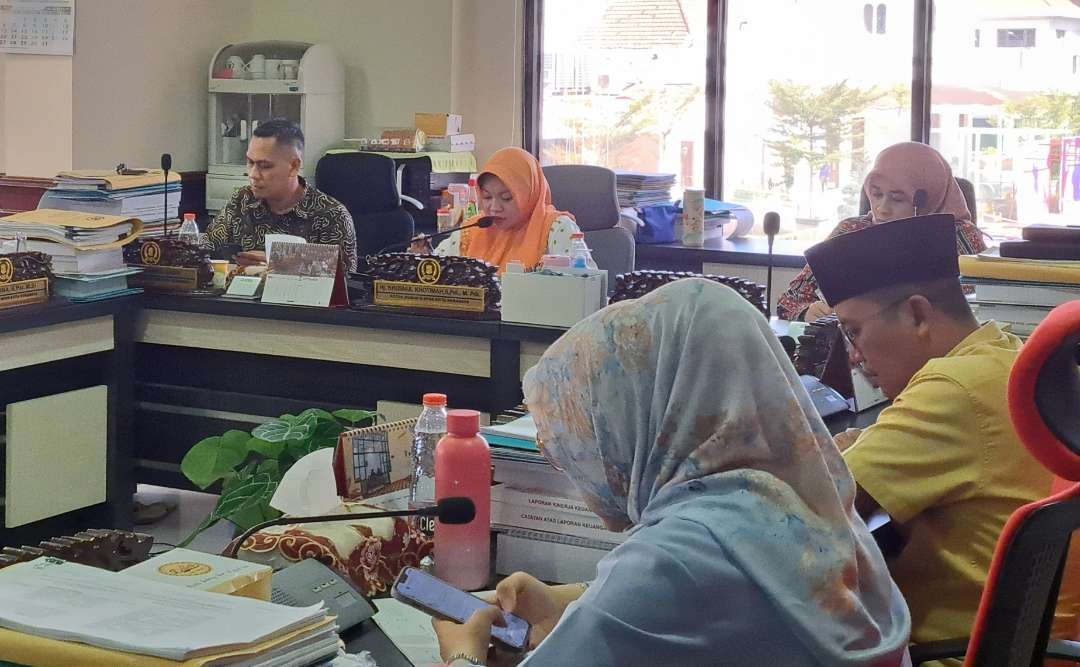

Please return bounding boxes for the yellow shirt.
[844,322,1069,643]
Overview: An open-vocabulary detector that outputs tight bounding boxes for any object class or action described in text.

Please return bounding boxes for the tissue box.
[501,269,607,328]
[415,112,463,137]
[119,548,273,601]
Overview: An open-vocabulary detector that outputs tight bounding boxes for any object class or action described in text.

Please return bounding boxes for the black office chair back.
[315,153,415,257]
[971,500,1078,666]
[858,176,977,224]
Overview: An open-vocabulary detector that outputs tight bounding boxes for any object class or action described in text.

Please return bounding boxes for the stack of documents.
[0,209,144,301]
[0,558,340,666]
[0,209,141,250]
[45,169,181,239]
[615,171,676,208]
[961,251,1080,337]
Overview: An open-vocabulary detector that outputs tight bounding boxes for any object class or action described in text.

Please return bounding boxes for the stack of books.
[614,171,676,209]
[0,558,340,666]
[43,169,181,239]
[482,414,623,584]
[960,251,1080,337]
[0,208,143,302]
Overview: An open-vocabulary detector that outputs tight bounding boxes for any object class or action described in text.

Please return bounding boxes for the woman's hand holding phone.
[433,606,506,666]
[492,573,578,649]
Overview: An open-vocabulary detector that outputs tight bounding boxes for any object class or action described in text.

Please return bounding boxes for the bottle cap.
[437,207,450,214]
[446,409,480,435]
[422,393,447,407]
[183,213,196,220]
[570,232,585,239]
[468,177,477,186]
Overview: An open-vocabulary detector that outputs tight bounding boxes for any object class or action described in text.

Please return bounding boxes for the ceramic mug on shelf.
[248,54,266,79]
[224,55,248,79]
[265,58,283,80]
[280,60,299,80]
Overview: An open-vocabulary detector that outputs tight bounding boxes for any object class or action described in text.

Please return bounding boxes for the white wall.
[245,0,454,142]
[450,0,524,164]
[2,54,72,177]
[72,0,246,172]
[1,1,520,176]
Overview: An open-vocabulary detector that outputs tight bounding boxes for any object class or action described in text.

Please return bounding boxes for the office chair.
[910,301,1080,666]
[542,164,635,282]
[315,153,415,259]
[859,177,977,224]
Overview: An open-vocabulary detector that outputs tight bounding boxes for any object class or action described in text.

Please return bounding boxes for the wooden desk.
[132,296,556,489]
[0,296,138,547]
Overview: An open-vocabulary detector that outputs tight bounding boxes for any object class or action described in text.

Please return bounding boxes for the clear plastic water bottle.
[178,213,200,245]
[569,232,590,268]
[410,393,448,535]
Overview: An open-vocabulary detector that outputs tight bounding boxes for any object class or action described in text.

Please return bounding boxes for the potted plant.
[178,407,378,547]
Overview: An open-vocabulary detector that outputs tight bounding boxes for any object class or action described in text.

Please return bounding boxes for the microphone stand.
[161,153,172,238]
[763,211,780,317]
[375,217,493,255]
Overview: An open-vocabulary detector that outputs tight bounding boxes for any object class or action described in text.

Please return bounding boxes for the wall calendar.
[0,0,75,56]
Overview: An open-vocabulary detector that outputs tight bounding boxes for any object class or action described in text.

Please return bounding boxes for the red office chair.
[911,301,1080,665]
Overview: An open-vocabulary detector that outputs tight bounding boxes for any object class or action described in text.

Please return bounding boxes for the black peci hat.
[804,214,960,306]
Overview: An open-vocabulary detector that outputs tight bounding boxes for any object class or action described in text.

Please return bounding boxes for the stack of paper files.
[615,171,676,209]
[0,209,142,249]
[0,209,144,301]
[0,559,340,667]
[960,251,1080,337]
[482,414,622,583]
[44,169,180,239]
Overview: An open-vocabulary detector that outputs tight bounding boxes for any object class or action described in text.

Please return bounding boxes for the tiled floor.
[136,484,234,555]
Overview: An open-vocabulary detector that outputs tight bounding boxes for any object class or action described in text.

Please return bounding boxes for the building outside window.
[538,0,707,191]
[532,0,1080,242]
[933,1,1080,237]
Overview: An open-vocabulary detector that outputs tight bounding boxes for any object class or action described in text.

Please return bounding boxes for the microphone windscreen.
[476,216,494,229]
[161,153,172,172]
[913,189,928,210]
[763,211,780,237]
[436,496,476,524]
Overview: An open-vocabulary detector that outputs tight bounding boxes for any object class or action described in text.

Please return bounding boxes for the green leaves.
[180,430,249,489]
[252,418,310,443]
[178,406,380,545]
[332,408,379,426]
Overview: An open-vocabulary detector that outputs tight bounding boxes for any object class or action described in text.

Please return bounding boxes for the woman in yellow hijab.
[415,147,589,272]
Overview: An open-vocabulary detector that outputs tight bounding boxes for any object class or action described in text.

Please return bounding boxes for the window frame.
[522,0,934,199]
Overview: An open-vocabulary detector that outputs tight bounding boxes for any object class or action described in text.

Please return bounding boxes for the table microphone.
[161,153,173,238]
[375,216,494,255]
[763,211,781,317]
[225,496,476,558]
[913,189,928,216]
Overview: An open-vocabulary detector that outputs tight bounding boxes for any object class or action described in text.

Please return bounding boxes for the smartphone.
[391,567,530,652]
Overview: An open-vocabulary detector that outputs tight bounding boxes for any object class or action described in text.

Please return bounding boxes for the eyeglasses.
[839,294,913,349]
[535,434,564,472]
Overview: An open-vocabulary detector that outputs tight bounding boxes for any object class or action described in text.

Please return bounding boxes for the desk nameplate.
[0,278,48,310]
[373,280,487,314]
[128,264,200,292]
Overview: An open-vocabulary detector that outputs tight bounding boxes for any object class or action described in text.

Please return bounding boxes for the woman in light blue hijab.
[434,278,911,666]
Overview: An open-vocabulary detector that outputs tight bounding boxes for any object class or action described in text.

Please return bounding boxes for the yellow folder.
[56,169,181,190]
[959,255,1080,285]
[0,616,336,667]
[0,209,143,250]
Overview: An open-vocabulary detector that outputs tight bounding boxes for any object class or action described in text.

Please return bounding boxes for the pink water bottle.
[434,409,491,590]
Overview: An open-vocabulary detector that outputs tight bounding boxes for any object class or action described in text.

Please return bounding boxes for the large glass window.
[538,0,708,189]
[932,1,1080,238]
[722,0,913,242]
